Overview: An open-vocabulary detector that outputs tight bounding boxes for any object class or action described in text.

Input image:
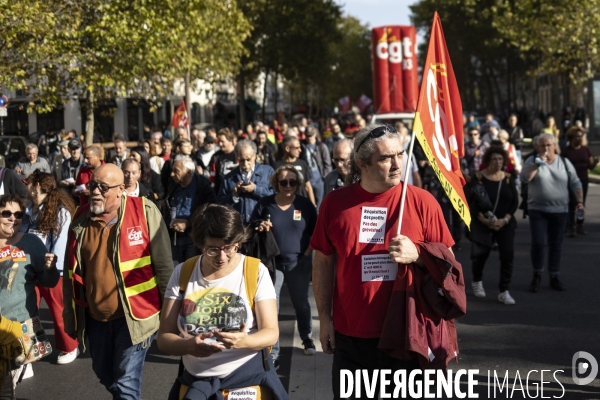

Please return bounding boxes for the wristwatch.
[504,217,509,224]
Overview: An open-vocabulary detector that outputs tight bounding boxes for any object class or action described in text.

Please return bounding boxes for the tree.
[0,0,250,144]
[410,0,531,112]
[493,0,600,87]
[321,15,372,108]
[237,0,341,122]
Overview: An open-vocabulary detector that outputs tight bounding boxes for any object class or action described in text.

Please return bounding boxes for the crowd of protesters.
[0,108,596,399]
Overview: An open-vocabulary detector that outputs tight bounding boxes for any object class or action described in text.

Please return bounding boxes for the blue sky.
[335,0,415,28]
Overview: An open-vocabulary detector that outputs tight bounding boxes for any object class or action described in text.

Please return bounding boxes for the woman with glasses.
[130,146,164,202]
[250,165,317,367]
[467,147,518,305]
[157,204,287,399]
[21,171,79,365]
[0,194,59,392]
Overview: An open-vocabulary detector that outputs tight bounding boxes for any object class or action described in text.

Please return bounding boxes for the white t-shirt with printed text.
[165,255,276,378]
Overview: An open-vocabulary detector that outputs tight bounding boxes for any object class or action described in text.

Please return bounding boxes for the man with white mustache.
[63,164,173,399]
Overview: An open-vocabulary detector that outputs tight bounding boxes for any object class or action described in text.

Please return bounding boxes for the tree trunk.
[239,71,246,129]
[262,67,270,122]
[185,72,191,139]
[85,91,95,146]
[273,71,279,121]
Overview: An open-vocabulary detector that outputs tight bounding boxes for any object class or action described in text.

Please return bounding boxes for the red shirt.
[75,161,105,206]
[310,182,453,338]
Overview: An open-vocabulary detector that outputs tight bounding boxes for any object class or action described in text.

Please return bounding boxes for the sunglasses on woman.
[355,125,397,153]
[278,179,298,188]
[0,210,24,219]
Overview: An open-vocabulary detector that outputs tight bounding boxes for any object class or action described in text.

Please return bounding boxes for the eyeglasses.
[289,146,301,150]
[204,244,238,257]
[238,157,254,162]
[0,210,24,220]
[278,179,298,187]
[356,125,397,153]
[87,181,121,195]
[332,158,349,164]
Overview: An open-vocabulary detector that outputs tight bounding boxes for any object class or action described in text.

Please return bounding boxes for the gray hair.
[333,138,354,154]
[235,139,257,156]
[346,124,399,185]
[173,155,196,173]
[26,143,38,152]
[537,133,556,144]
[282,135,299,150]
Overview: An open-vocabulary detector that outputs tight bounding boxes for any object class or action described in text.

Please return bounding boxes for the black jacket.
[0,168,26,197]
[143,170,164,201]
[163,173,216,230]
[61,155,84,182]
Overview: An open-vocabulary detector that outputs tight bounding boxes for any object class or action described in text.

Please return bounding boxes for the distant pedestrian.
[467,147,518,305]
[520,133,583,292]
[561,126,599,237]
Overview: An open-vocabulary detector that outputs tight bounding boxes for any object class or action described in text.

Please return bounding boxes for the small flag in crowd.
[172,101,189,129]
[412,12,470,227]
[355,94,372,112]
[338,95,352,113]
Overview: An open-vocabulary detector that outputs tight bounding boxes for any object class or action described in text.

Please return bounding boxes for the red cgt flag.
[172,100,189,129]
[413,12,470,227]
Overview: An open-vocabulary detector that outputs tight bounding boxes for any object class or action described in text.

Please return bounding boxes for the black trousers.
[332,331,421,400]
[471,227,515,292]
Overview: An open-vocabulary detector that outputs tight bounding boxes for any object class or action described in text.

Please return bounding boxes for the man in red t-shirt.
[311,124,455,399]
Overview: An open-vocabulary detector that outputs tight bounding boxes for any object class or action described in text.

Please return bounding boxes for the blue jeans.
[86,315,153,400]
[310,176,324,208]
[528,210,568,276]
[271,255,313,360]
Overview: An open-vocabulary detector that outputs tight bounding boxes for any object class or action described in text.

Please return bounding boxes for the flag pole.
[396,128,417,236]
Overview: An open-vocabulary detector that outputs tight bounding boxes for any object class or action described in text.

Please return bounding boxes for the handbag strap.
[492,177,502,214]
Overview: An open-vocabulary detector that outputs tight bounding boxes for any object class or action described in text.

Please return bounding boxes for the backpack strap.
[178,256,201,293]
[242,255,273,362]
[243,255,261,314]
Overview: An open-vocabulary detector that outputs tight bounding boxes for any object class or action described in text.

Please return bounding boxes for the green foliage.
[322,15,372,106]
[0,0,250,142]
[410,0,530,112]
[238,0,342,115]
[493,0,600,87]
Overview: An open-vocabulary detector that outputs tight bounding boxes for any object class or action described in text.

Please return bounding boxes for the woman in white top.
[144,139,165,174]
[157,204,287,400]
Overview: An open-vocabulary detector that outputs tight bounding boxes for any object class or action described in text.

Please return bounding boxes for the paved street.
[15,184,600,399]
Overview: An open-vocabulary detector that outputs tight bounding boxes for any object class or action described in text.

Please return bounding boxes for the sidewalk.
[288,285,333,400]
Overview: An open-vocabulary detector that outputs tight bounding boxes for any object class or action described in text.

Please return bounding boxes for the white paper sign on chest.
[358,206,388,244]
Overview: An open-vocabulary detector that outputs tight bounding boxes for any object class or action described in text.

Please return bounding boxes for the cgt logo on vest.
[127,226,144,246]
